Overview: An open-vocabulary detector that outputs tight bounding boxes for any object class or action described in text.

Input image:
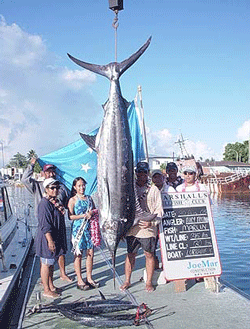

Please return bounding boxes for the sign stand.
[159,192,222,293]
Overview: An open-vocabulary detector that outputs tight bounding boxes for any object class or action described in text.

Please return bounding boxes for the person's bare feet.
[43,291,60,298]
[50,286,62,293]
[60,275,73,282]
[120,282,131,291]
[145,283,154,292]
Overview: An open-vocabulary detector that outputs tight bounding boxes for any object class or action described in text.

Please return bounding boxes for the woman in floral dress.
[68,177,99,290]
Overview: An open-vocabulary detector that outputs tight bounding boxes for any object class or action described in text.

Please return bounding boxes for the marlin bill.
[67,37,153,268]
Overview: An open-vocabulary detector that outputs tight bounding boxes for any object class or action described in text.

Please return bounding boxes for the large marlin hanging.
[67,37,154,275]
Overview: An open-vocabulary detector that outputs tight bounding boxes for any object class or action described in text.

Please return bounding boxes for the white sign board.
[159,192,222,280]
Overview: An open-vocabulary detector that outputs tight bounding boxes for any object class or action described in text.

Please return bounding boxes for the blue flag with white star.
[38,101,145,195]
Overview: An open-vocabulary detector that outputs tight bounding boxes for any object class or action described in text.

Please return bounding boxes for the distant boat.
[200,161,250,194]
[0,184,33,313]
[201,172,250,194]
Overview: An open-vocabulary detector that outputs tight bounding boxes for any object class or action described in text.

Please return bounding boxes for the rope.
[112,10,119,62]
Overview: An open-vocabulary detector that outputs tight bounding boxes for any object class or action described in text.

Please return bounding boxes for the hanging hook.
[112,9,119,30]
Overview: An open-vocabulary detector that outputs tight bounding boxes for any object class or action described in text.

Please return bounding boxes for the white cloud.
[0,16,46,68]
[237,120,250,140]
[147,128,221,160]
[61,68,96,90]
[147,128,173,155]
[0,17,101,163]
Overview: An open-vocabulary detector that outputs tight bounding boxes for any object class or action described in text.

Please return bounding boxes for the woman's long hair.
[70,177,87,198]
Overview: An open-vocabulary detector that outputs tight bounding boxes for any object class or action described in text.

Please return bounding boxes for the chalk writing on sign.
[159,192,221,280]
[162,206,214,261]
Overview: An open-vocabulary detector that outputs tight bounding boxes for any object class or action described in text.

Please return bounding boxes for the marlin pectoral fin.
[119,36,152,77]
[80,133,97,151]
[67,53,109,79]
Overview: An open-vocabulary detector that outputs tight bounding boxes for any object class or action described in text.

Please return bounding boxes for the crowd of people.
[22,158,206,298]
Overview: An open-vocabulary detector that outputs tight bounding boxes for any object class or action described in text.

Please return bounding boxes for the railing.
[0,203,32,272]
[206,171,249,185]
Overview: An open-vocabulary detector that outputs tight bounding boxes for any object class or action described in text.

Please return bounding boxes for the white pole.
[248,127,250,164]
[137,85,149,163]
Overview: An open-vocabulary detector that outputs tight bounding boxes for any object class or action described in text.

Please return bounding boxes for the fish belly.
[97,104,135,253]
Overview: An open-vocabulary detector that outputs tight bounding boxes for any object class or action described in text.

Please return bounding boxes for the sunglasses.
[183,172,195,176]
[48,186,60,190]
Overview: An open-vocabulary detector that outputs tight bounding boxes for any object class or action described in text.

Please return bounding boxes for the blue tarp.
[38,100,146,195]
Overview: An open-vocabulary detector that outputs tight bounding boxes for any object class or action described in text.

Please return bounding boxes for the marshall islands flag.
[38,100,146,195]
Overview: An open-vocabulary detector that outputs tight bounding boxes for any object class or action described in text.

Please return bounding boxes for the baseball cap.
[135,161,149,172]
[166,162,178,172]
[43,164,56,172]
[43,178,59,189]
[182,165,197,173]
[151,169,163,177]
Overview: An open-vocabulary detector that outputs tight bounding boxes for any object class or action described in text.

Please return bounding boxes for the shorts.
[126,236,156,254]
[40,256,58,266]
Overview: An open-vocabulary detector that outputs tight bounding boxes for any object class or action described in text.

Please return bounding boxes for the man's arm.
[21,157,37,194]
[58,183,70,208]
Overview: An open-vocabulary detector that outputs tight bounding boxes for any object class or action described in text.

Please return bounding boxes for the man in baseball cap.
[166,162,184,190]
[43,178,59,189]
[135,161,150,173]
[43,164,57,173]
[22,157,72,282]
[120,162,163,292]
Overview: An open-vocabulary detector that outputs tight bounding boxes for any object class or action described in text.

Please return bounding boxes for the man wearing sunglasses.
[36,178,67,298]
[22,158,72,282]
[176,165,207,192]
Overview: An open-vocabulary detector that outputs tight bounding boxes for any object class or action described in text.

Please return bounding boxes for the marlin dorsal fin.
[80,133,97,152]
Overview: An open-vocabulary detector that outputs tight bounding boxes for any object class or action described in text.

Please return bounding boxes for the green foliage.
[8,152,27,168]
[26,149,41,173]
[160,163,166,171]
[7,149,42,172]
[34,162,42,173]
[27,149,37,161]
[223,141,249,163]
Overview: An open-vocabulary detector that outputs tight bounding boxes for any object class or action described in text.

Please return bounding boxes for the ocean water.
[7,185,250,297]
[211,193,250,297]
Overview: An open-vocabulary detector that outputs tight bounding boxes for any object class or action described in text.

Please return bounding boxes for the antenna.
[109,0,124,62]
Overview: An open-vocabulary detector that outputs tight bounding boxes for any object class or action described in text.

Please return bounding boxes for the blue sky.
[0,0,249,162]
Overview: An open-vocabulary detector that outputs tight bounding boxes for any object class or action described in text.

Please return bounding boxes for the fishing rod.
[97,245,155,329]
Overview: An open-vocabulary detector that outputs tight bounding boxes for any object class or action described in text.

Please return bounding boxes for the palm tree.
[27,149,37,161]
[8,152,27,168]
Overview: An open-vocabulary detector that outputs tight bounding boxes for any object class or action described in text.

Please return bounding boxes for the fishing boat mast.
[175,132,190,159]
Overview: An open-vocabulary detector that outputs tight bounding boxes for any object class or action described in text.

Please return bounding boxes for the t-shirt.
[161,182,176,193]
[127,184,163,239]
[176,182,208,193]
[166,176,184,189]
[35,197,67,259]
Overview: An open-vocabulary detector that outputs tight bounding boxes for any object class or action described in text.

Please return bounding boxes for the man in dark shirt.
[22,157,71,282]
[165,162,184,190]
[36,178,67,298]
